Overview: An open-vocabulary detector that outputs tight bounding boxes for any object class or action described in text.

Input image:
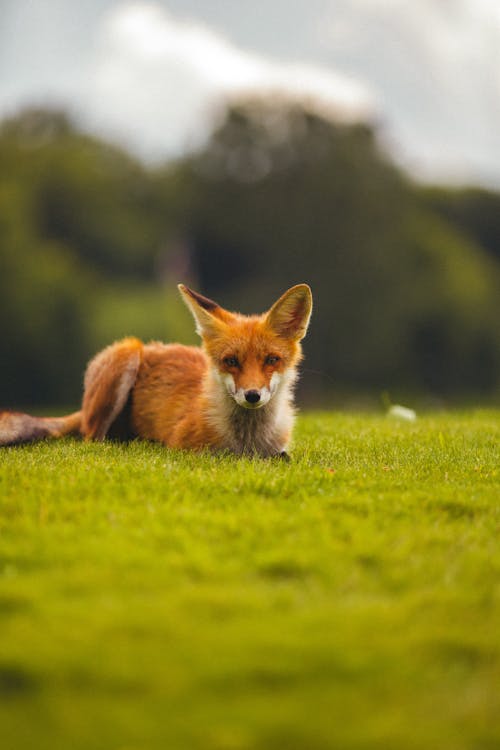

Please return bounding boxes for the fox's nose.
[245,389,261,404]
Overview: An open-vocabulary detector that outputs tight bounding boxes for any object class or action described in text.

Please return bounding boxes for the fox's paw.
[271,450,290,462]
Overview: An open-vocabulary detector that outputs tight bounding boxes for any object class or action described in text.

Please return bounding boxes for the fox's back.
[131,343,208,443]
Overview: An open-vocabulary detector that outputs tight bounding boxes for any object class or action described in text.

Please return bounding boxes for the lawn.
[0,411,498,750]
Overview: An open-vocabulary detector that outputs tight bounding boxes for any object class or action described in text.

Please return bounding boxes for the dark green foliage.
[1,109,165,278]
[0,110,189,405]
[1,104,499,406]
[423,185,500,262]
[183,101,500,397]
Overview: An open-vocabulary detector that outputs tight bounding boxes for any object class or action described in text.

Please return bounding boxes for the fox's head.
[178,283,312,410]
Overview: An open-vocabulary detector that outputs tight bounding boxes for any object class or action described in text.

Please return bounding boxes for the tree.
[177,100,500,396]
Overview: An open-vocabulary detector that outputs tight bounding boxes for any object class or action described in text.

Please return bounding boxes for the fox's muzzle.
[234,386,270,409]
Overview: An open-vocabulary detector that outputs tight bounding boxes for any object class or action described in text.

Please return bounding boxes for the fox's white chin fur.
[236,400,266,410]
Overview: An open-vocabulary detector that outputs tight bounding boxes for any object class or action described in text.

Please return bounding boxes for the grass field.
[0,411,499,750]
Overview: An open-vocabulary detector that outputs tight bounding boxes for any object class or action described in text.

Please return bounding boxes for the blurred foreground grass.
[0,411,499,750]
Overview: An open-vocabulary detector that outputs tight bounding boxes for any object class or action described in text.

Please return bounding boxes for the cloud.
[1,0,499,185]
[320,0,500,184]
[80,2,375,160]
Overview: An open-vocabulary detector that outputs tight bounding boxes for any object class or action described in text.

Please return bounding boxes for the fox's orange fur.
[0,283,312,457]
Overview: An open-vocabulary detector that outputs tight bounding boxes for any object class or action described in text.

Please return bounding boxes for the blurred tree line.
[1,103,499,407]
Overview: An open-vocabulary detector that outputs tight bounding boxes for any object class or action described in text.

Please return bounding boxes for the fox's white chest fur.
[205,369,295,456]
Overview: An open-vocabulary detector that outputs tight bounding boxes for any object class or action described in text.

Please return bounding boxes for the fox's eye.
[265,355,280,366]
[224,356,239,368]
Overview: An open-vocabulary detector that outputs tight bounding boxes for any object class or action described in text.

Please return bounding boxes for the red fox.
[0,283,312,457]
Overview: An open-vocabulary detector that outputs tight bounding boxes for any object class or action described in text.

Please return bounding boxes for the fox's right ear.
[266,284,313,341]
[178,284,227,338]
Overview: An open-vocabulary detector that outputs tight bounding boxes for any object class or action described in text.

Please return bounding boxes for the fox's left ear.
[178,284,228,338]
[266,284,313,341]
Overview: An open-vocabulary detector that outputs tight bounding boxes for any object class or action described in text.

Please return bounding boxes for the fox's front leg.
[81,338,143,440]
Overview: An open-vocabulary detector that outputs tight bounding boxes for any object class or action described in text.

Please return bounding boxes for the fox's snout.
[234,385,270,409]
[220,372,283,410]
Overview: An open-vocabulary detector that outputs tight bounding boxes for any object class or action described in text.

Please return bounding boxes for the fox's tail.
[0,410,82,447]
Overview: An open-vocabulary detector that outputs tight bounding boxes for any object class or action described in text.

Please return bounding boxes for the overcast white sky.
[1,0,500,187]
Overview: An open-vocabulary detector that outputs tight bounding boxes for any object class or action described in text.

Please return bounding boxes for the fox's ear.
[266,284,313,341]
[178,284,227,338]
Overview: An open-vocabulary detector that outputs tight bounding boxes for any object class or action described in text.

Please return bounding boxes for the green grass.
[0,411,499,750]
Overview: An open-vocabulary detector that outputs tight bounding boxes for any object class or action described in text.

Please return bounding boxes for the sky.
[1,0,500,187]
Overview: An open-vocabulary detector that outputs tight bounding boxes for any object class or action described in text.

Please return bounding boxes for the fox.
[0,283,312,457]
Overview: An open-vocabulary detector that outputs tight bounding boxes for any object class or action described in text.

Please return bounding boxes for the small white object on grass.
[387,404,417,422]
